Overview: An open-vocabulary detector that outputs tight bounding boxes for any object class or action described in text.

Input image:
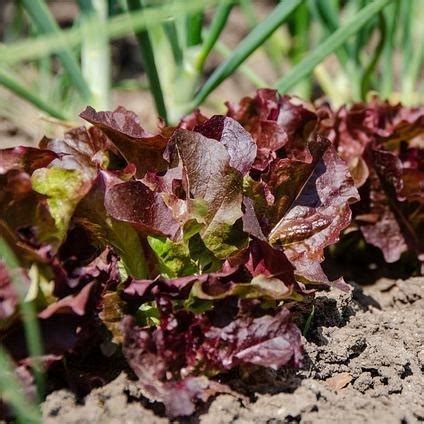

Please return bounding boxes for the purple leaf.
[80,106,170,176]
[122,305,302,417]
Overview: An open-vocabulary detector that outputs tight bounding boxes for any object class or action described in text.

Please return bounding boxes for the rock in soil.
[42,277,424,424]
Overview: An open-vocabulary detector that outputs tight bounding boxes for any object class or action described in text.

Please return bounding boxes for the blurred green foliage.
[0,0,422,123]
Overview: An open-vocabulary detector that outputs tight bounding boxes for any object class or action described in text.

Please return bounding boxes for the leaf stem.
[380,1,398,98]
[164,20,183,66]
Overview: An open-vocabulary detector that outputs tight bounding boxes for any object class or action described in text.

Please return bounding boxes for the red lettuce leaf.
[80,106,170,176]
[39,126,116,178]
[38,281,95,319]
[356,177,408,263]
[194,115,257,174]
[74,172,148,279]
[268,140,359,265]
[226,89,317,169]
[0,146,57,175]
[326,99,424,266]
[243,138,358,285]
[104,179,180,239]
[171,128,247,257]
[122,304,302,417]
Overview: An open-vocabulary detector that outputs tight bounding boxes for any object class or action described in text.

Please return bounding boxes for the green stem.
[402,38,423,104]
[380,1,398,98]
[214,41,267,87]
[275,0,393,94]
[127,0,168,122]
[164,20,183,65]
[0,69,68,120]
[21,0,91,101]
[0,237,45,403]
[315,0,354,62]
[0,347,41,423]
[194,0,302,108]
[353,0,369,65]
[78,0,111,109]
[112,78,149,90]
[1,0,222,65]
[239,0,282,73]
[360,13,386,100]
[400,0,413,79]
[291,2,311,98]
[313,64,345,106]
[195,0,234,72]
[186,11,203,46]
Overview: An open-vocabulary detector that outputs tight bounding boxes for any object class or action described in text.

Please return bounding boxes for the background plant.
[0,0,422,131]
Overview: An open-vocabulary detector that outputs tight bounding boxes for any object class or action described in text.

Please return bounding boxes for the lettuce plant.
[1,90,422,418]
[321,98,424,267]
[226,89,424,269]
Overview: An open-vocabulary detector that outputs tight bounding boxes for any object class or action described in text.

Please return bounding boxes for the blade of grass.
[186,10,203,46]
[21,0,91,101]
[360,13,386,100]
[400,0,413,79]
[214,40,267,87]
[0,69,68,120]
[163,20,184,65]
[4,1,26,43]
[275,0,393,94]
[0,237,44,402]
[379,1,398,98]
[194,0,302,107]
[0,0,223,65]
[127,0,168,122]
[302,305,315,337]
[0,347,41,424]
[195,0,234,72]
[239,0,282,73]
[313,0,352,66]
[290,2,311,98]
[402,0,423,104]
[78,0,111,110]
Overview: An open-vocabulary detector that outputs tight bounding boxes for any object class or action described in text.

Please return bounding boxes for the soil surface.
[41,277,424,424]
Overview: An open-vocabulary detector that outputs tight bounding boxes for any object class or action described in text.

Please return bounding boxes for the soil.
[41,277,424,424]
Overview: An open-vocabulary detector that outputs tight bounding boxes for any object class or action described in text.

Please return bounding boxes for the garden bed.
[1,1,423,423]
[1,88,423,423]
[41,276,424,424]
